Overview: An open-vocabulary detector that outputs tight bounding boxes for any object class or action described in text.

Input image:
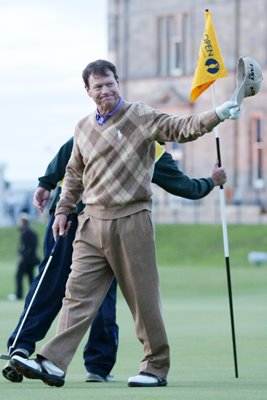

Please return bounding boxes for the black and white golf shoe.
[11,355,65,387]
[2,349,29,383]
[128,371,167,387]
[2,364,23,383]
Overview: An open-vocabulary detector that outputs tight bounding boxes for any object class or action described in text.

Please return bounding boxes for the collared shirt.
[95,97,123,125]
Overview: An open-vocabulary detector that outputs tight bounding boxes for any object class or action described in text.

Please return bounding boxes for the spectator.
[10,213,39,300]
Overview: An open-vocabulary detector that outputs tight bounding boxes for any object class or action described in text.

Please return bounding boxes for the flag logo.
[205,58,220,74]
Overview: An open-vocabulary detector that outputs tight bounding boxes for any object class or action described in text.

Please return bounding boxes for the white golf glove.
[215,101,241,121]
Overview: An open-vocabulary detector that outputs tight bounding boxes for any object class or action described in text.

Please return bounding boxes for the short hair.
[19,212,30,226]
[82,59,119,88]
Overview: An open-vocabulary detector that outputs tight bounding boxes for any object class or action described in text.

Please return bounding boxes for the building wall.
[109,0,267,75]
[108,0,267,219]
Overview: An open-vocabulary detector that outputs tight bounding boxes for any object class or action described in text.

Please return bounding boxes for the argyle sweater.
[56,101,220,219]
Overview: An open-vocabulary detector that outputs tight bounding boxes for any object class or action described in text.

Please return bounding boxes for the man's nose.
[101,85,110,94]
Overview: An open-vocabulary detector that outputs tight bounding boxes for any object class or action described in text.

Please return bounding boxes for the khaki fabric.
[39,210,170,379]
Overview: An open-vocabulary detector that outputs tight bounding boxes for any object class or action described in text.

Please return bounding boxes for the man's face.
[86,70,120,115]
[18,218,27,229]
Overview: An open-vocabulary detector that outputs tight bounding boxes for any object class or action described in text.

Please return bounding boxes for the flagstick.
[211,84,238,378]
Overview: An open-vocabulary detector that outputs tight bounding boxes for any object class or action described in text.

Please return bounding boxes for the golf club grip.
[51,235,62,256]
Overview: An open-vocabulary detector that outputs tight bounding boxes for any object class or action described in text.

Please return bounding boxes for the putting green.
[0,265,266,400]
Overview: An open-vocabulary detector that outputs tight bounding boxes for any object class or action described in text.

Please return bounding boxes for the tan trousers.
[39,210,170,379]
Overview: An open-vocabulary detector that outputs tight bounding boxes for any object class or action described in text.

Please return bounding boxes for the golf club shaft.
[9,236,61,355]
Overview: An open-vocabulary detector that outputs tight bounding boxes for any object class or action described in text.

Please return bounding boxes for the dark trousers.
[83,278,118,377]
[15,261,36,299]
[7,213,118,378]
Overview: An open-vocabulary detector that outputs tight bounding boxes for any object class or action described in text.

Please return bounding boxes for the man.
[3,136,226,384]
[11,59,239,388]
[14,213,39,300]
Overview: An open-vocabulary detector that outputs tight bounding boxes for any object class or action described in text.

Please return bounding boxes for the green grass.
[0,224,46,262]
[0,224,46,299]
[155,223,267,267]
[0,224,266,399]
[0,266,266,399]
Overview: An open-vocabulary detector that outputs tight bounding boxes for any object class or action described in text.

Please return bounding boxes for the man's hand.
[210,161,227,187]
[215,101,241,121]
[52,214,71,240]
[33,187,50,212]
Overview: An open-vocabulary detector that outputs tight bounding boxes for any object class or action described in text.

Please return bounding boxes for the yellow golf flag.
[190,10,228,102]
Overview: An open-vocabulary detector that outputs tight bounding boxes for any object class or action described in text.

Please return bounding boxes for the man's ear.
[85,85,91,97]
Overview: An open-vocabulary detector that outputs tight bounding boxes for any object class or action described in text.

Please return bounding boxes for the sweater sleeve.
[55,132,85,216]
[152,151,214,199]
[141,103,221,143]
[38,137,74,191]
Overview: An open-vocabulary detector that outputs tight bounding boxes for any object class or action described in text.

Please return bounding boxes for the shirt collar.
[95,97,123,125]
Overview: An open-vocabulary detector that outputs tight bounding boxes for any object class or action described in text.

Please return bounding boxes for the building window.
[171,36,183,74]
[248,116,265,191]
[157,14,185,77]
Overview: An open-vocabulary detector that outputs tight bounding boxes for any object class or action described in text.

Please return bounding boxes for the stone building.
[107,0,267,223]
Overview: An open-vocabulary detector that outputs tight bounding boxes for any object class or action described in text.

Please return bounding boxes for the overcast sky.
[0,0,108,184]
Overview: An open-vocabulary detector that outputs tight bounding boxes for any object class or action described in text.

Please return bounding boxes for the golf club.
[0,354,10,360]
[0,235,62,361]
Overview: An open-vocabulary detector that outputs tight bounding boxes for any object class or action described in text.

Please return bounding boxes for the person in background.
[10,213,40,301]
